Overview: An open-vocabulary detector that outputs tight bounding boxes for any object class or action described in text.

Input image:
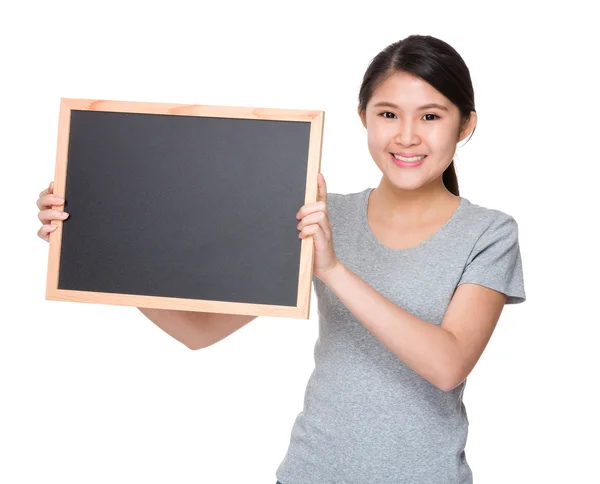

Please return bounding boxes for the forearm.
[138,307,210,349]
[321,263,460,391]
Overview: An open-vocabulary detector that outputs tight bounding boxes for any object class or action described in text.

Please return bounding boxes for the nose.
[394,119,420,146]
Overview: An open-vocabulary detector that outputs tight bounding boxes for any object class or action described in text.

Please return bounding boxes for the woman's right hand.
[37,181,69,242]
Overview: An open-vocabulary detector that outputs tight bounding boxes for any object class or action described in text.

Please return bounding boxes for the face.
[359,71,476,192]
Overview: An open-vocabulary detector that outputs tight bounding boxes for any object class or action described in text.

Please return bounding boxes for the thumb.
[317,173,327,203]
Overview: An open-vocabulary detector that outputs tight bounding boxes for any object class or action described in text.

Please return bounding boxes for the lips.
[391,153,427,162]
[390,153,427,167]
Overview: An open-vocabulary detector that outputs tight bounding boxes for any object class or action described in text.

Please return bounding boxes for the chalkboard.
[45,98,324,319]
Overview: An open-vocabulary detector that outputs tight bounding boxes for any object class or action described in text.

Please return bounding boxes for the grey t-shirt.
[275,188,526,484]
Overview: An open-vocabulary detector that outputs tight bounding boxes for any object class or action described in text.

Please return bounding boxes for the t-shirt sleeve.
[457,213,526,304]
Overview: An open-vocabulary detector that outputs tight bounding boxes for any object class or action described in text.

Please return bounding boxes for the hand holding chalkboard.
[37,181,69,242]
[296,173,341,282]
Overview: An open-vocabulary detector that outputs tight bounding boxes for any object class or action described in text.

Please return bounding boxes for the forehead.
[369,71,452,111]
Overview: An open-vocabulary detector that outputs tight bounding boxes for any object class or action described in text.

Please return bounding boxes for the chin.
[389,180,428,191]
[386,167,440,190]
[381,173,425,190]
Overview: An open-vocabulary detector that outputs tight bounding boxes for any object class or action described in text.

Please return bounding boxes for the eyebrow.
[372,101,449,112]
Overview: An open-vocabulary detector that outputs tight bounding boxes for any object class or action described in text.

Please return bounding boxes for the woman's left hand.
[296,173,341,281]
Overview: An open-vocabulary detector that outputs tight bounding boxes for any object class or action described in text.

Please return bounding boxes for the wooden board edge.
[61,97,322,122]
[45,288,306,319]
[296,110,325,319]
[45,99,71,300]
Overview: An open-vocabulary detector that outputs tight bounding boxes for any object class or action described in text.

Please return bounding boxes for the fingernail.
[61,212,69,218]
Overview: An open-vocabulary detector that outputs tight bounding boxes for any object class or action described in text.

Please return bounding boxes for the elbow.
[439,379,459,392]
[185,339,207,351]
[437,339,466,392]
[438,368,466,392]
[187,337,219,350]
[434,378,453,393]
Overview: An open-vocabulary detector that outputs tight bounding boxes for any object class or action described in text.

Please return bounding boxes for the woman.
[38,34,525,484]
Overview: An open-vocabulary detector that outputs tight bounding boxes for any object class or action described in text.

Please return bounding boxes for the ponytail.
[442,160,459,196]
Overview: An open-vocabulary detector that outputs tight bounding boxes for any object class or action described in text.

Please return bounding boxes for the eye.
[378,112,440,121]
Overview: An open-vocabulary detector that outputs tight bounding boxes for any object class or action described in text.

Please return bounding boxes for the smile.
[390,153,427,167]
[392,154,426,162]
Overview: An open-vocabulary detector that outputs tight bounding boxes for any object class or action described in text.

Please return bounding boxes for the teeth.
[393,154,426,162]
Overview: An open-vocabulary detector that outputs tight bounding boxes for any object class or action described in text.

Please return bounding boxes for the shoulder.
[460,198,520,237]
[325,188,370,216]
[457,199,526,304]
[458,198,521,257]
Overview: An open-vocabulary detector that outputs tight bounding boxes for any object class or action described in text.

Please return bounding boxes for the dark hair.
[358,35,476,196]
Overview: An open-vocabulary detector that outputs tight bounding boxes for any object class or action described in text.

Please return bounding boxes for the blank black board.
[46,99,324,319]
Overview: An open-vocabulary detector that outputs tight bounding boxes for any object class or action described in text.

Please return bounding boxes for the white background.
[2,1,598,483]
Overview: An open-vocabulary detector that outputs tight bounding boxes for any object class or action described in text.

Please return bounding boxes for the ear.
[357,105,367,129]
[458,111,477,143]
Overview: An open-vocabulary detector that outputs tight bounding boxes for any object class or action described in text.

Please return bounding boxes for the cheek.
[367,134,389,164]
[367,125,392,149]
[428,124,458,149]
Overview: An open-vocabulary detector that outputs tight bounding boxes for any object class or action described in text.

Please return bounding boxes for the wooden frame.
[45,98,324,319]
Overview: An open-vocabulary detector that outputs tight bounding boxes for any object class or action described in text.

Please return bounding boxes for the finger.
[317,173,327,203]
[37,224,58,242]
[39,181,54,198]
[298,222,329,252]
[37,193,65,210]
[296,200,327,219]
[38,208,69,224]
[297,211,331,239]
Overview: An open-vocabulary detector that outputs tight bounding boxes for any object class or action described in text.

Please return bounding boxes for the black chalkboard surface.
[45,99,324,319]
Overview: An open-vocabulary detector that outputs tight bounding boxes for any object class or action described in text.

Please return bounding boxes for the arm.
[138,308,257,350]
[320,264,506,392]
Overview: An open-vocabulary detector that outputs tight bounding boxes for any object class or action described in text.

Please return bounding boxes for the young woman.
[37,34,525,484]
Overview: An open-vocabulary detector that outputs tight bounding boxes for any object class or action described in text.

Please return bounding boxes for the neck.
[372,176,458,223]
